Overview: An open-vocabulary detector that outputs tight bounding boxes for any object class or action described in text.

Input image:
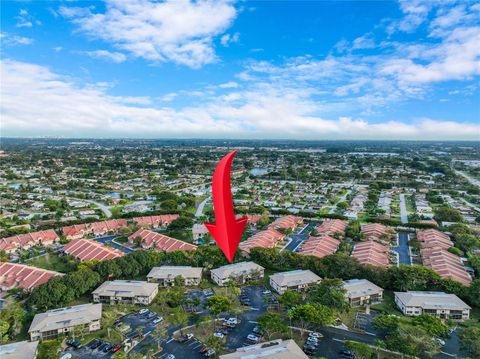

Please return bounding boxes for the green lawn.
[26,252,78,273]
[371,291,402,315]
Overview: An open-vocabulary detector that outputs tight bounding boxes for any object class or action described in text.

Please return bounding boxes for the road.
[399,194,408,224]
[284,223,315,252]
[460,198,480,212]
[391,232,411,265]
[195,196,211,218]
[79,199,112,218]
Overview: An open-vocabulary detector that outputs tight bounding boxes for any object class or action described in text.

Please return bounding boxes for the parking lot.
[62,339,118,359]
[183,288,215,313]
[115,308,164,339]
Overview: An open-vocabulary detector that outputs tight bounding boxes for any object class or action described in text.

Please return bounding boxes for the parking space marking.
[166,338,174,344]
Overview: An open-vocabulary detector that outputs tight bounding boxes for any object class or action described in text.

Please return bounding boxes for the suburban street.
[399,194,408,224]
[195,196,211,217]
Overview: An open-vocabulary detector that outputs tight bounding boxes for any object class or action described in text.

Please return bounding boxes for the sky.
[1,0,479,140]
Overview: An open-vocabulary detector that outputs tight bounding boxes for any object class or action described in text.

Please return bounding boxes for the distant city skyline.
[1,0,479,140]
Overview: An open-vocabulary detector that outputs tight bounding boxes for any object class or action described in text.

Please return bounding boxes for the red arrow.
[205,150,247,263]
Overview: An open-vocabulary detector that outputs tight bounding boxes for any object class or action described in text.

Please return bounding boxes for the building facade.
[394,291,470,320]
[28,303,102,341]
[92,280,158,305]
[343,279,384,306]
[211,262,264,286]
[269,270,321,294]
[147,266,203,286]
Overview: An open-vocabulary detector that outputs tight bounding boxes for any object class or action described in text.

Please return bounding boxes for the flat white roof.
[92,280,158,298]
[394,291,471,310]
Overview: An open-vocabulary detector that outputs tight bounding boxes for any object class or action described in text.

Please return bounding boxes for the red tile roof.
[315,219,348,236]
[298,235,340,258]
[352,240,390,267]
[417,229,453,250]
[133,214,179,228]
[0,230,59,253]
[361,223,394,242]
[63,238,124,262]
[268,215,303,230]
[421,246,471,286]
[0,262,62,291]
[62,219,128,239]
[239,229,286,253]
[128,229,197,252]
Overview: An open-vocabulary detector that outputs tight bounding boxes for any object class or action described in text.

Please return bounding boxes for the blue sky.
[1,0,479,140]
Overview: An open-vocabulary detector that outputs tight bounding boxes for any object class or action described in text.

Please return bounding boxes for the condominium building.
[343,279,384,306]
[220,339,308,359]
[28,303,102,341]
[269,270,321,294]
[211,262,264,286]
[92,280,158,305]
[394,291,470,320]
[147,266,203,286]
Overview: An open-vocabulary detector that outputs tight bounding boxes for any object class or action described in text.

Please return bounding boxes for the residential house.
[219,339,308,359]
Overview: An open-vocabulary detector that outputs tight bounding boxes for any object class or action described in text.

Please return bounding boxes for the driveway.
[391,232,411,265]
[284,223,315,252]
[195,196,211,218]
[94,235,134,254]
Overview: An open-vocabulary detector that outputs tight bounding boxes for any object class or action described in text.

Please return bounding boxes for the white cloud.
[220,32,239,47]
[82,50,127,63]
[1,33,34,46]
[60,0,237,68]
[15,9,33,28]
[218,81,239,89]
[1,59,478,140]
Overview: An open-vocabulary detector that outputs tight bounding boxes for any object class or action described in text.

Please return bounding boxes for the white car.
[138,308,149,314]
[226,318,238,325]
[166,355,175,359]
[435,338,446,346]
[152,316,163,324]
[247,334,260,342]
[309,332,322,338]
[60,354,72,359]
[213,332,225,338]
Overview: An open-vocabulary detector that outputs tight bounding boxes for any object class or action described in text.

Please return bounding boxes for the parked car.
[252,326,263,334]
[309,332,322,338]
[111,345,123,353]
[66,338,81,349]
[339,349,354,358]
[88,339,101,349]
[60,354,72,359]
[213,332,225,338]
[166,355,175,359]
[138,308,149,314]
[204,349,216,357]
[247,334,261,342]
[153,316,163,324]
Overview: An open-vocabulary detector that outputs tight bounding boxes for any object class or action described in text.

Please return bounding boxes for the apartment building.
[211,262,264,286]
[343,279,384,306]
[63,238,124,262]
[0,262,62,292]
[147,266,203,286]
[128,229,197,252]
[394,291,470,320]
[298,235,340,259]
[269,270,321,294]
[92,280,158,305]
[29,303,102,341]
[239,228,285,253]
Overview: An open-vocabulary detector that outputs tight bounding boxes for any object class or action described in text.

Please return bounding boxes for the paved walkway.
[399,194,408,224]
